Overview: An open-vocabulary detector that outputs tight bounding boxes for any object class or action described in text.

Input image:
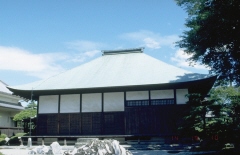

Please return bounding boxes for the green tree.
[25,101,37,110]
[178,93,216,138]
[175,0,240,85]
[13,101,37,122]
[210,86,239,105]
[209,86,240,142]
[179,87,240,143]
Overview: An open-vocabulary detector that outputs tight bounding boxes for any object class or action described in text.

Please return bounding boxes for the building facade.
[8,48,216,137]
[0,80,24,136]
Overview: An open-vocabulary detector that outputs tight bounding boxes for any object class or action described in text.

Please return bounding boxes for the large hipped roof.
[8,48,212,92]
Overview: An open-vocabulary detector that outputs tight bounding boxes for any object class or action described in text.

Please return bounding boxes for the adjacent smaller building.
[0,80,24,134]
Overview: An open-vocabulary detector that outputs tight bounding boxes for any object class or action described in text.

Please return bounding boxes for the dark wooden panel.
[70,114,81,135]
[81,113,92,135]
[125,108,140,134]
[37,114,47,135]
[92,113,102,135]
[104,112,124,135]
[139,108,152,134]
[104,113,114,134]
[125,106,182,135]
[47,114,58,135]
[59,114,69,135]
[113,112,124,134]
[36,105,187,136]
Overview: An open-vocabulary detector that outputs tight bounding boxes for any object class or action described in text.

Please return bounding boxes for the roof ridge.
[0,80,8,86]
[102,47,144,56]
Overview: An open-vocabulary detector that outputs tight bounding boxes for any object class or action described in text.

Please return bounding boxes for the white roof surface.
[8,49,211,91]
[0,80,12,94]
[0,102,24,110]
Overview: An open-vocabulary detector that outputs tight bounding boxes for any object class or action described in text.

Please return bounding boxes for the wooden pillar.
[80,94,82,134]
[124,91,126,134]
[58,95,60,135]
[174,89,177,104]
[148,90,151,105]
[101,93,104,134]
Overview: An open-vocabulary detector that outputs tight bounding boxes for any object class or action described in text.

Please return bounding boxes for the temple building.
[7,48,216,138]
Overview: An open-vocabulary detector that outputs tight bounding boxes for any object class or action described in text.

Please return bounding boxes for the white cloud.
[0,41,210,84]
[65,40,102,62]
[66,40,103,52]
[0,41,103,80]
[171,49,209,70]
[0,46,65,79]
[70,50,101,63]
[120,30,179,49]
[143,38,161,49]
[83,50,100,58]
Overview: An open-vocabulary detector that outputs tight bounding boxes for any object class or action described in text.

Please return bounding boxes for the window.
[126,100,149,106]
[125,99,175,107]
[151,99,174,105]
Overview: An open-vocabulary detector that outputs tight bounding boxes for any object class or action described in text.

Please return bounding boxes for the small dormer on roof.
[102,47,144,56]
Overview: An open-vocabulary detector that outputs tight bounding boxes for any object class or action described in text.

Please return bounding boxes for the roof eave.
[9,75,217,100]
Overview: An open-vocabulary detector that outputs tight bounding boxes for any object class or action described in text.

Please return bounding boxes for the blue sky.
[0,0,209,86]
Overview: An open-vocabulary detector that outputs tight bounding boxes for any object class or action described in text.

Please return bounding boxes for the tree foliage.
[179,86,240,143]
[13,101,37,121]
[178,93,217,137]
[175,0,240,85]
[13,109,37,121]
[25,101,37,110]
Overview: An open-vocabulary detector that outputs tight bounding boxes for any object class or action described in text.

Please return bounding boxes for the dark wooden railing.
[0,126,24,137]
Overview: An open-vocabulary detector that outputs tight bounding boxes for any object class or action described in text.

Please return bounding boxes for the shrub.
[0,134,7,146]
[8,133,27,145]
[0,138,6,146]
[15,133,27,137]
[0,133,27,146]
[0,134,7,139]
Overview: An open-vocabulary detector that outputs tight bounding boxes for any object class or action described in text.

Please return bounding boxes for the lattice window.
[125,100,149,107]
[151,99,174,105]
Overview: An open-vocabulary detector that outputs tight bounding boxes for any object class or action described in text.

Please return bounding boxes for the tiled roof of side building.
[0,80,12,94]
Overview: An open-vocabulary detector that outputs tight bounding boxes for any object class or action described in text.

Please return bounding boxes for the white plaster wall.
[176,89,189,104]
[39,95,59,113]
[82,93,101,112]
[150,90,174,99]
[60,94,80,113]
[104,92,124,112]
[0,110,10,127]
[126,91,149,100]
[0,110,15,127]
